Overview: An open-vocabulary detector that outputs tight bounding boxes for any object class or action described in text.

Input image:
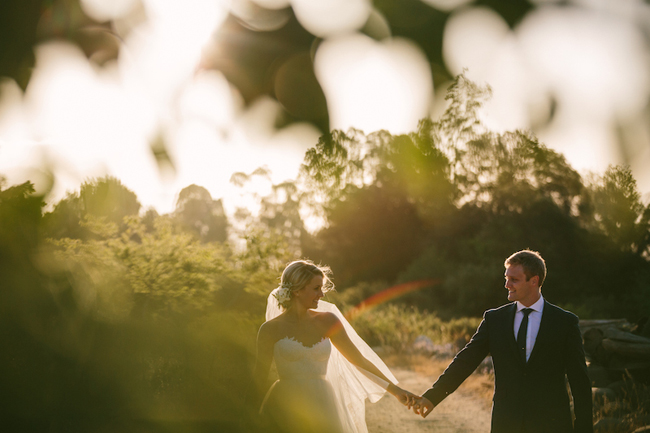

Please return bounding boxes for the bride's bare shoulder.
[258,314,287,341]
[312,311,340,326]
[258,316,285,341]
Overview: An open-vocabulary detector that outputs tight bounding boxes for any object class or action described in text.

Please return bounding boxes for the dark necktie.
[517,308,533,362]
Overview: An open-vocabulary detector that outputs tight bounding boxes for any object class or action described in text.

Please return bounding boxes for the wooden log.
[583,328,604,354]
[588,363,613,387]
[594,417,630,432]
[580,319,630,330]
[592,387,617,406]
[601,338,650,360]
[603,328,650,344]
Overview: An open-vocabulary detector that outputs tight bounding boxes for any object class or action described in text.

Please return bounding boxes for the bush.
[347,303,481,353]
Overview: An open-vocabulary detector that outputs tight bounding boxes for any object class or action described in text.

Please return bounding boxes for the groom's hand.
[411,396,434,418]
[387,384,418,407]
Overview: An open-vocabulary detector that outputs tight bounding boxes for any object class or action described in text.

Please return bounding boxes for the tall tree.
[44,176,141,239]
[589,165,650,255]
[174,184,228,243]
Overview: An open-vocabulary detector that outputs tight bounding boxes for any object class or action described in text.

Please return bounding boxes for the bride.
[253,260,415,433]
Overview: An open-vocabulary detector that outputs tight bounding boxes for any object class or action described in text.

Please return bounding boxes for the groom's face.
[504,264,540,306]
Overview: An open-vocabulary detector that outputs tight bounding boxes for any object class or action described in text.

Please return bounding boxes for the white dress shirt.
[513,295,545,362]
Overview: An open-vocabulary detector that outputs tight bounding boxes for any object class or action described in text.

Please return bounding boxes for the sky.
[1,0,649,224]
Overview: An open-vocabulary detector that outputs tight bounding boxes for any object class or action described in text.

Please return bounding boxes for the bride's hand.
[387,384,418,407]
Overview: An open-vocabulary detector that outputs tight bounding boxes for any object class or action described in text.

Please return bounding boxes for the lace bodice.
[274,337,331,380]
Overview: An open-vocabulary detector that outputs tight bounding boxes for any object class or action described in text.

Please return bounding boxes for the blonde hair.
[505,249,547,287]
[277,260,334,309]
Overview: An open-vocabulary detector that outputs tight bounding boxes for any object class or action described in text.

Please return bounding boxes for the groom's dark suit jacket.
[423,301,593,433]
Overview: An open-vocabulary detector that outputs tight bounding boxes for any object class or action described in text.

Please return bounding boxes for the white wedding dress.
[261,336,345,433]
[261,292,398,433]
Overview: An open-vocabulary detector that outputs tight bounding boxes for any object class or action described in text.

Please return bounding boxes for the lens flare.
[345,279,440,320]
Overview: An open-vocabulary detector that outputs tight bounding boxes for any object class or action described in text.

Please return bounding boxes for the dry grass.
[383,353,495,409]
[592,375,650,433]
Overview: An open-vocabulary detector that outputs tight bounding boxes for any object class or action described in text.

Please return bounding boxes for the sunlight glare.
[267,122,321,181]
[539,120,620,173]
[80,0,138,21]
[23,42,161,201]
[172,121,232,198]
[420,0,474,12]
[27,43,124,170]
[517,7,650,121]
[178,70,243,133]
[142,0,228,44]
[291,0,372,38]
[231,0,291,31]
[229,97,319,185]
[443,7,510,76]
[443,7,534,132]
[171,95,320,221]
[0,79,28,145]
[250,0,291,9]
[120,0,228,109]
[0,79,52,194]
[315,34,432,134]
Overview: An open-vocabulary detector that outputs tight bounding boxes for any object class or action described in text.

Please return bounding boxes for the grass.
[346,303,482,353]
[592,372,650,433]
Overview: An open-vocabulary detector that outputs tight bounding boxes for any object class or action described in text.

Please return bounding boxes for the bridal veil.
[266,289,398,433]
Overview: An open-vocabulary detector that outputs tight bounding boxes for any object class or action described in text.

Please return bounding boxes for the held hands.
[409,395,435,418]
[387,384,418,407]
[386,384,435,418]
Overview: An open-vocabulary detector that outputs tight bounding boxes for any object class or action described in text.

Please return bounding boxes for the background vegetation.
[2,76,650,431]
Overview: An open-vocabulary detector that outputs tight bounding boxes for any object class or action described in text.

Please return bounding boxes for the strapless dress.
[260,337,345,433]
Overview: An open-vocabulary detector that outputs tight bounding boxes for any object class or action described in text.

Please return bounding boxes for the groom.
[412,250,593,433]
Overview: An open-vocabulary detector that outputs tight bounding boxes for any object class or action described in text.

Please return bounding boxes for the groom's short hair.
[505,250,547,287]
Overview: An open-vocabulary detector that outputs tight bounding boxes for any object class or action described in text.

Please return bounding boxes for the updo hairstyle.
[276,260,334,309]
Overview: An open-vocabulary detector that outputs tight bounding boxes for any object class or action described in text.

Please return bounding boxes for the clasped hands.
[406,395,434,417]
[388,385,435,418]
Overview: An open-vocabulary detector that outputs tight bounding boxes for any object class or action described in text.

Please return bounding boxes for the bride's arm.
[251,322,275,409]
[325,314,416,405]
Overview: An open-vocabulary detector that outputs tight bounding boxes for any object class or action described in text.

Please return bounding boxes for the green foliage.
[435,73,492,151]
[44,176,141,239]
[325,280,390,308]
[258,181,305,256]
[588,165,650,254]
[48,216,233,319]
[0,179,277,431]
[303,182,426,284]
[348,304,481,352]
[2,72,650,430]
[301,129,370,207]
[300,73,650,321]
[454,131,584,214]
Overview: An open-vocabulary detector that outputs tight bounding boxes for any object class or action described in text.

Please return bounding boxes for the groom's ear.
[530,275,539,287]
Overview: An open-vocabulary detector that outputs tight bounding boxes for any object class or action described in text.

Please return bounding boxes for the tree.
[298,74,650,321]
[49,215,235,319]
[258,181,305,257]
[303,183,425,285]
[300,120,460,285]
[174,184,228,243]
[44,176,141,239]
[589,165,650,255]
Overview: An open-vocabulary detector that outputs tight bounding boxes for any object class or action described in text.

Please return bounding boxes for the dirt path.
[366,368,491,433]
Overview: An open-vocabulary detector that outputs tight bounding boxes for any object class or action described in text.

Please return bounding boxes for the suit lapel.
[505,303,523,365]
[526,300,552,368]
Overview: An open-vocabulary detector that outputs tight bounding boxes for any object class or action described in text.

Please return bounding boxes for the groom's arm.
[564,314,593,433]
[422,312,490,407]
